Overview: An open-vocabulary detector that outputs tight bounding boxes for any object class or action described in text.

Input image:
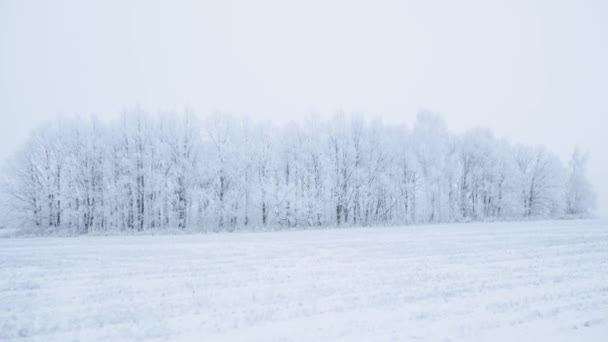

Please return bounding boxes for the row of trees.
[0,111,596,234]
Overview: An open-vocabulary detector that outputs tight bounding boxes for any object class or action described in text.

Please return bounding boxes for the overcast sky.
[1,0,607,216]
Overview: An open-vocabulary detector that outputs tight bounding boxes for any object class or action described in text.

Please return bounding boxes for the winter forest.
[0,111,597,234]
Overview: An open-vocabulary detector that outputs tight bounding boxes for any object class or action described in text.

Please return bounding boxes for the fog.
[1,0,607,216]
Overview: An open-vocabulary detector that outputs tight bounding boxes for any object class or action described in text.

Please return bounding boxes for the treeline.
[0,111,597,234]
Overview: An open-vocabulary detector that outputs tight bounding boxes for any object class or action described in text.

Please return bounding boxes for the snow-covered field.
[1,220,607,341]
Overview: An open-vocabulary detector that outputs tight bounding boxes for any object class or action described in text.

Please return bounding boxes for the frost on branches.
[0,111,597,234]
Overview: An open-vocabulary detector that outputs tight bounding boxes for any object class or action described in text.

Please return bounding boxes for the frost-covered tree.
[565,149,597,216]
[412,111,451,222]
[515,146,567,217]
[0,110,595,234]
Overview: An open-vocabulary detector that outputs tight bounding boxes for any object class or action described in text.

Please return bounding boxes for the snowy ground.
[1,220,607,341]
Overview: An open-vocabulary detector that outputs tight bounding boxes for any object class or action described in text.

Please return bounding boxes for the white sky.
[1,0,607,216]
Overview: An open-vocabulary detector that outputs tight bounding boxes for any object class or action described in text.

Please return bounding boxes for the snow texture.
[1,219,607,341]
